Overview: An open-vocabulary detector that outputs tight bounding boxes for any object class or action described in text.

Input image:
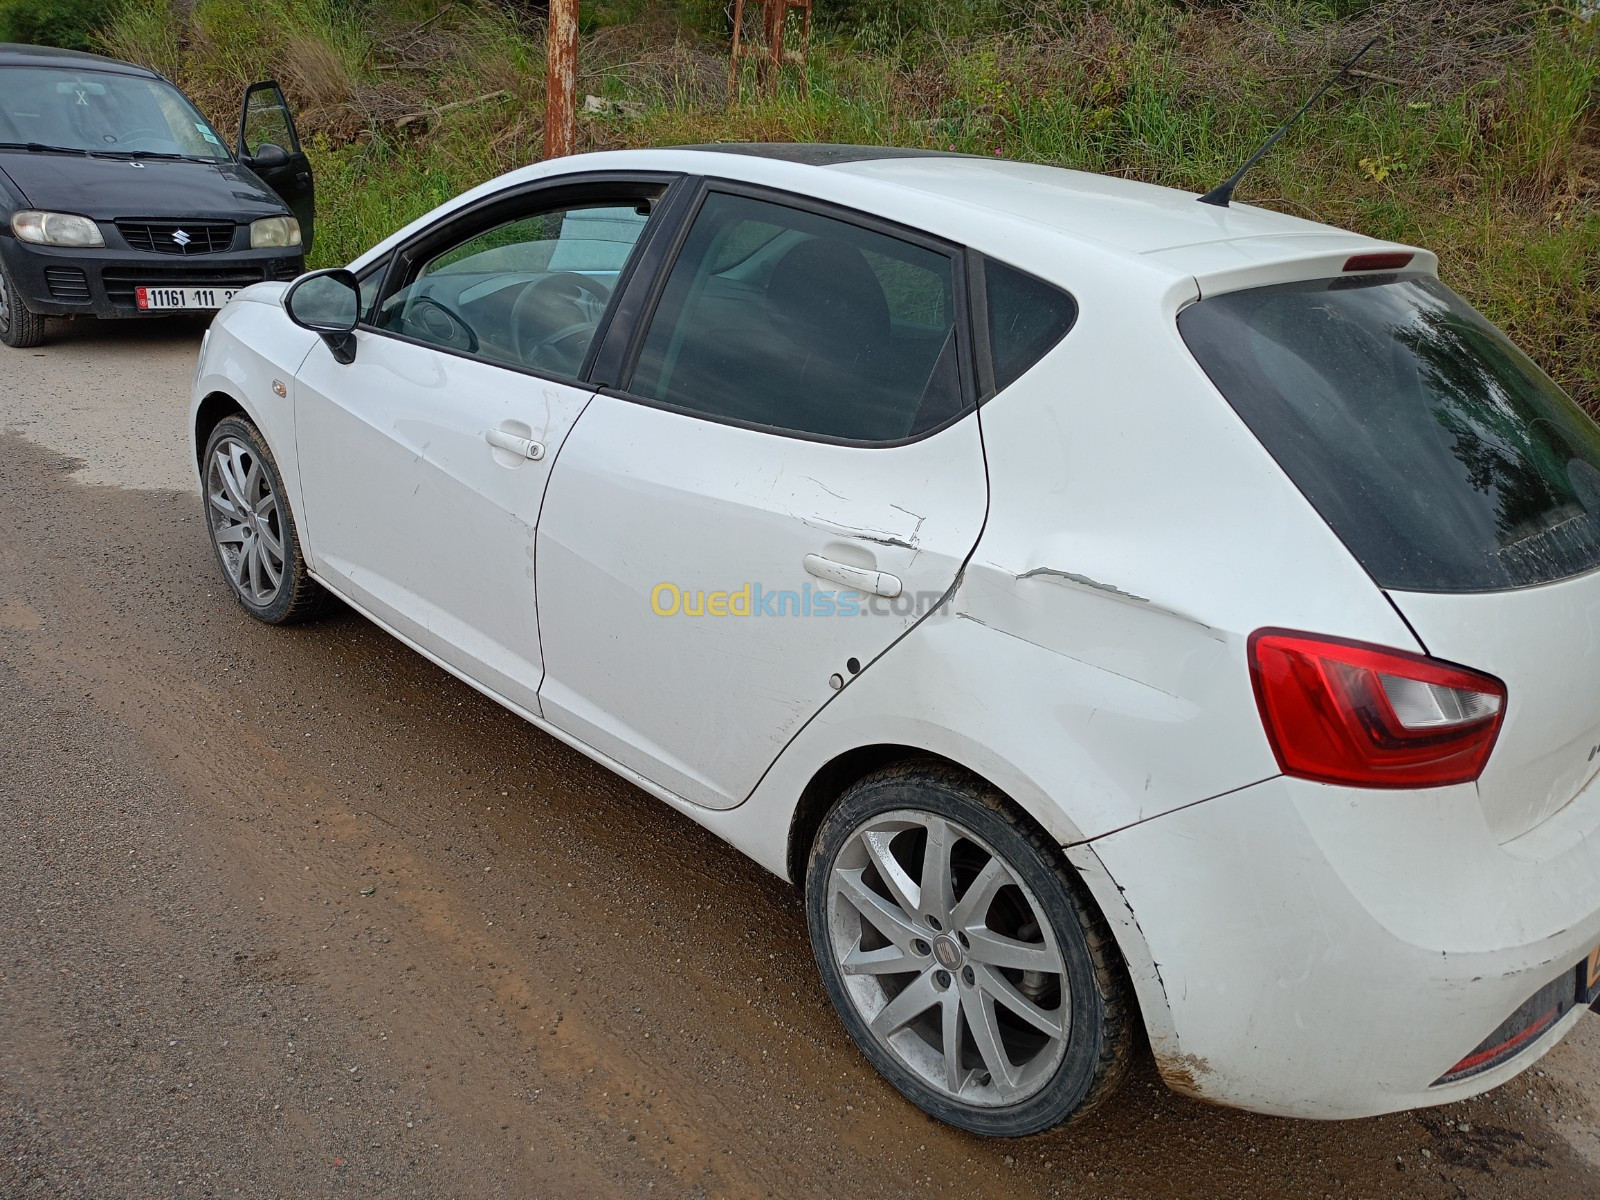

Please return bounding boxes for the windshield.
[0,65,230,161]
[1179,274,1600,593]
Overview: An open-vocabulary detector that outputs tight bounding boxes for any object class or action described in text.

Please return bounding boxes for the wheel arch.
[193,390,248,473]
[780,740,1171,1062]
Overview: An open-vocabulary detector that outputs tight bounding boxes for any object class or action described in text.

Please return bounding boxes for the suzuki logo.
[172,229,192,247]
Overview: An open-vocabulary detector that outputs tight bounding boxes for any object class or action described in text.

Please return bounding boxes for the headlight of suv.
[250,216,302,249]
[12,211,105,248]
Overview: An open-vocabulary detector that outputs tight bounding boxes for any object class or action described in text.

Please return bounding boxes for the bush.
[0,0,117,50]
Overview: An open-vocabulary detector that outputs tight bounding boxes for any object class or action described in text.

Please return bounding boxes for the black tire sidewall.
[202,416,307,625]
[0,259,46,349]
[805,767,1113,1137]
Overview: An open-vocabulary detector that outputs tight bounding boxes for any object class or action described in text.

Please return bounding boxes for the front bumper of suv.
[1087,771,1600,1118]
[0,232,303,319]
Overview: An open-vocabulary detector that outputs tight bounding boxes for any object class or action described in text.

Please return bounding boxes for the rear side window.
[628,192,966,442]
[1179,275,1600,592]
[984,259,1077,393]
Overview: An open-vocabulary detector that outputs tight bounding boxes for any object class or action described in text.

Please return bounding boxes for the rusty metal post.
[545,0,578,159]
[762,0,782,92]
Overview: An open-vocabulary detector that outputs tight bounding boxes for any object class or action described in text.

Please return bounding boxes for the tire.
[805,762,1135,1136]
[0,258,47,349]
[201,415,329,624]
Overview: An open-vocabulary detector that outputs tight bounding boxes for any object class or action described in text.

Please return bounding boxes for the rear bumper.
[0,235,302,319]
[1090,773,1600,1118]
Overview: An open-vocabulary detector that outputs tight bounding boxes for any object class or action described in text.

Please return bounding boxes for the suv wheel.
[0,260,46,349]
[806,763,1134,1136]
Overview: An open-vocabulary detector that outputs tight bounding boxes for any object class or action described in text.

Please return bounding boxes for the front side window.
[0,66,229,161]
[1179,274,1600,592]
[629,192,966,442]
[375,202,649,377]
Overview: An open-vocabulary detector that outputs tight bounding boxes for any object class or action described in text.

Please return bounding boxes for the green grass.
[96,0,1600,409]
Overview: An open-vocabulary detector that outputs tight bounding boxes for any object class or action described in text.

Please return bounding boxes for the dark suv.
[0,43,315,347]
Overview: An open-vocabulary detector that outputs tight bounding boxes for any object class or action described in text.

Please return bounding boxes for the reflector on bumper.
[1435,952,1600,1086]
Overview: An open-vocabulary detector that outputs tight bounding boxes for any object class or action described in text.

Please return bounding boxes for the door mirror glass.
[247,141,290,169]
[285,269,359,332]
[238,80,302,158]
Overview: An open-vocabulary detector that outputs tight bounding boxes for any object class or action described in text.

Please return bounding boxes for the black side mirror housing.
[284,268,361,364]
[245,142,290,170]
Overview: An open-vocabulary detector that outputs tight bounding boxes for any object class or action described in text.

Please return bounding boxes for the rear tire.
[202,415,329,624]
[805,762,1135,1136]
[0,259,47,349]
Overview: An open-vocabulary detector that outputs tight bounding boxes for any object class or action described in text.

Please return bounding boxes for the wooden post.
[545,0,578,159]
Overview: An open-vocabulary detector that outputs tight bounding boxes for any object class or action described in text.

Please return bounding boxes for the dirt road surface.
[4,319,1600,1200]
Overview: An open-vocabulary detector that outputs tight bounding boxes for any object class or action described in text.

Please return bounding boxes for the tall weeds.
[96,0,1599,408]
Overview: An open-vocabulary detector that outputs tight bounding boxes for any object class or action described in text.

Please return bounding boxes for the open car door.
[237,80,315,254]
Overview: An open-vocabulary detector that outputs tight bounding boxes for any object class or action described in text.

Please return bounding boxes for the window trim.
[597,177,982,450]
[967,251,1081,402]
[355,171,686,388]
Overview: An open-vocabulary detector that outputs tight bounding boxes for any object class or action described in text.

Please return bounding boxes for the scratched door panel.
[534,394,988,810]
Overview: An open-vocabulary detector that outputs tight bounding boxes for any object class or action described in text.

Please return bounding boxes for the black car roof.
[673,142,977,167]
[0,43,158,77]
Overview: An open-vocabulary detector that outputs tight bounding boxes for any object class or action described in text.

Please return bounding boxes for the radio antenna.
[1198,36,1380,208]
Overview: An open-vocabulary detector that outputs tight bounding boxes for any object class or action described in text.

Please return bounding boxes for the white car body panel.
[189,282,318,505]
[1088,773,1600,1117]
[1390,574,1600,844]
[535,393,987,810]
[189,145,1600,1122]
[292,328,594,716]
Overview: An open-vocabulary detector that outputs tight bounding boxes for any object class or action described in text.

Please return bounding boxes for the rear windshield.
[1179,274,1600,593]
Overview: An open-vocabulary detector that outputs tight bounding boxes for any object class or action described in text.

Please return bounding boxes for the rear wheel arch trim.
[785,742,1090,888]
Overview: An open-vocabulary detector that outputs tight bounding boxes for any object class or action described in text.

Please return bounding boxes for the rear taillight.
[1248,629,1506,788]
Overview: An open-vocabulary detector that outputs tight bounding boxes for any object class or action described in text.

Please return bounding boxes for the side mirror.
[245,142,290,169]
[285,268,360,364]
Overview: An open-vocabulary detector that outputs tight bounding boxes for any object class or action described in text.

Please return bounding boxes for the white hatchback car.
[190,144,1600,1136]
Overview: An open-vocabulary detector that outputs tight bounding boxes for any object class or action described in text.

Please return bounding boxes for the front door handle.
[803,553,902,598]
[486,428,545,461]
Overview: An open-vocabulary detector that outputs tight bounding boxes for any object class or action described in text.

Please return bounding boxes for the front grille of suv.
[116,220,237,255]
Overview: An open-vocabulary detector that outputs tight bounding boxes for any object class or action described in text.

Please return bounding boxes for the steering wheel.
[511,272,612,372]
[408,295,479,354]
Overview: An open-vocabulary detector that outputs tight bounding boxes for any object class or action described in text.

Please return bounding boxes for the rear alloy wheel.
[0,259,47,349]
[203,416,328,624]
[806,764,1133,1136]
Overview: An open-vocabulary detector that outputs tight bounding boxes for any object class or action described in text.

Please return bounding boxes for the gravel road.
[4,317,1600,1199]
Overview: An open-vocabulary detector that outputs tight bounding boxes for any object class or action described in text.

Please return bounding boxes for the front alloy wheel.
[202,415,327,624]
[208,434,287,607]
[807,765,1133,1136]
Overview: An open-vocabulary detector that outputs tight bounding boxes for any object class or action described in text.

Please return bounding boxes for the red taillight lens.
[1248,629,1506,788]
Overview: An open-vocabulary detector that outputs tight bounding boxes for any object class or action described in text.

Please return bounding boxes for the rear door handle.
[803,553,902,598]
[486,428,545,461]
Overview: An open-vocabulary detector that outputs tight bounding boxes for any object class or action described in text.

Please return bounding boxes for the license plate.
[135,285,240,311]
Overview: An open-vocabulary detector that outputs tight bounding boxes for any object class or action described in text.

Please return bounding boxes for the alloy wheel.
[206,435,286,607]
[0,268,12,336]
[824,809,1070,1107]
